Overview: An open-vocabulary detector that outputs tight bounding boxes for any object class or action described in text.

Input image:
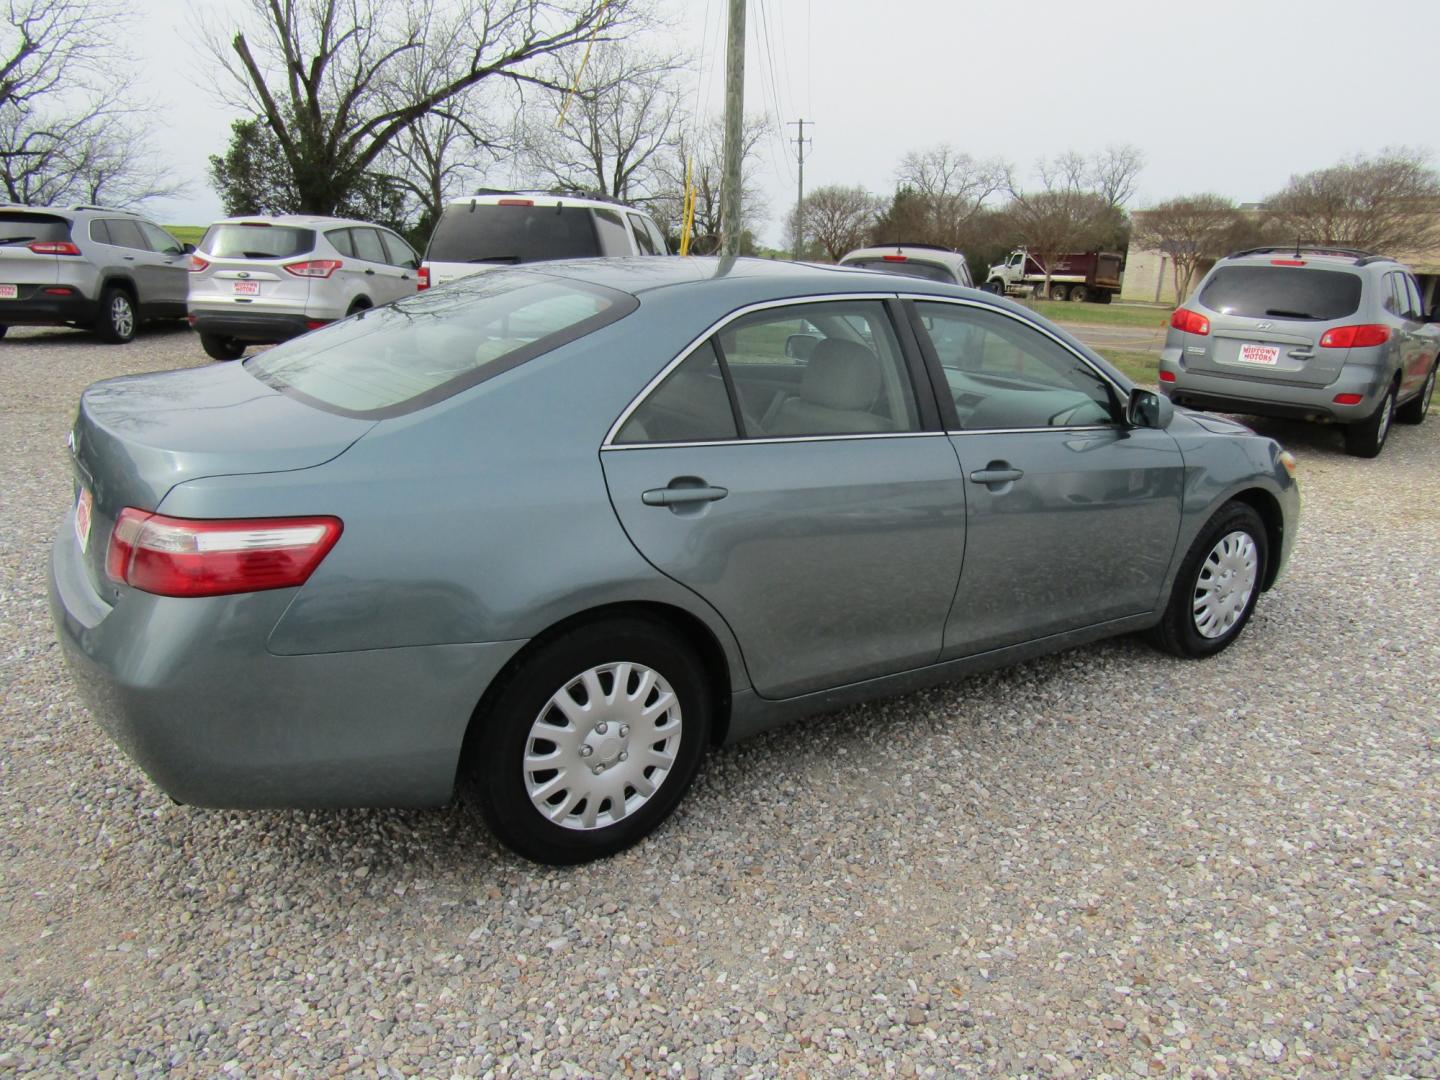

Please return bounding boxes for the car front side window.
[915,301,1118,430]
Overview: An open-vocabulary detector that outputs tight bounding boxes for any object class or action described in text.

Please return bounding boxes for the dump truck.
[984,248,1124,303]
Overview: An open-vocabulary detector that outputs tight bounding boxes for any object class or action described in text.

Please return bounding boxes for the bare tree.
[1264,148,1440,254]
[890,143,1007,248]
[1132,194,1258,302]
[1089,143,1145,209]
[518,44,683,203]
[792,185,881,261]
[199,0,637,216]
[1004,155,1110,298]
[0,0,184,206]
[651,114,769,253]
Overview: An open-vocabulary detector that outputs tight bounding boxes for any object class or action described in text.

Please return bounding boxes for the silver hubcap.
[1377,392,1393,442]
[1192,530,1258,639]
[524,661,682,831]
[111,295,134,338]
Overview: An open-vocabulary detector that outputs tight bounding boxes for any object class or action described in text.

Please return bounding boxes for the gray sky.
[143,0,1440,246]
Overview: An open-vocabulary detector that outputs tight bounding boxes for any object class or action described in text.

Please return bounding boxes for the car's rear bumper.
[0,290,98,326]
[1160,351,1389,423]
[190,310,323,344]
[48,512,525,808]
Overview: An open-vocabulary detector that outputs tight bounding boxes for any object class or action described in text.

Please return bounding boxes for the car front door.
[136,221,189,314]
[1395,272,1439,398]
[600,297,967,699]
[908,298,1185,658]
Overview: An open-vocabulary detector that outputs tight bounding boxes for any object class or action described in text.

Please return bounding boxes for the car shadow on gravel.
[3,323,195,348]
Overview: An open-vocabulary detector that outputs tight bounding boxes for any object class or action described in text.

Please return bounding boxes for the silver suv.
[0,204,191,343]
[187,215,421,360]
[1161,247,1440,456]
[420,190,669,290]
[838,244,974,287]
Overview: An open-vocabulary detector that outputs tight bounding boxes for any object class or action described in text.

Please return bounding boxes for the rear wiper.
[468,255,520,264]
[0,236,35,245]
[241,251,275,258]
[1263,308,1319,319]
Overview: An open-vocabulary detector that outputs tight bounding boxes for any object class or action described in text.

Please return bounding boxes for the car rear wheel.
[461,617,712,864]
[1396,363,1436,425]
[1048,283,1069,301]
[1068,285,1089,303]
[199,333,247,361]
[94,287,136,344]
[1343,385,1396,457]
[1150,501,1268,659]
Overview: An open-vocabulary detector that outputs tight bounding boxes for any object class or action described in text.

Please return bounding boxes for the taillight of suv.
[283,259,342,279]
[417,264,430,290]
[1170,308,1210,335]
[1319,324,1390,348]
[28,241,82,255]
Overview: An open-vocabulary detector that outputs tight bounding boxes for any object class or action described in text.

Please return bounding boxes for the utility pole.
[788,119,812,261]
[719,0,745,256]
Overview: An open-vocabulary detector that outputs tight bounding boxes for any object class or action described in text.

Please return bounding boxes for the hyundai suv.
[420,190,669,290]
[1161,247,1439,457]
[0,205,191,343]
[838,244,974,288]
[187,215,421,360]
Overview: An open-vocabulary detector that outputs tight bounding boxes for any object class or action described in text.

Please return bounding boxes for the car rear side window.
[1198,265,1362,321]
[629,213,659,255]
[615,341,738,443]
[103,218,147,250]
[0,212,71,245]
[202,224,317,259]
[425,204,602,264]
[245,272,637,418]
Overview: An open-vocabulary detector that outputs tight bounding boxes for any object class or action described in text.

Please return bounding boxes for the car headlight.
[1278,450,1298,478]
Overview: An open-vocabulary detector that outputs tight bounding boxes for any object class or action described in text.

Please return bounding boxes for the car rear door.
[600,296,967,700]
[378,230,420,300]
[136,221,190,314]
[908,298,1184,657]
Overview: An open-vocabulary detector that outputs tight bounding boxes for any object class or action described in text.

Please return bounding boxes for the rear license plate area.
[1237,344,1280,366]
[233,281,260,296]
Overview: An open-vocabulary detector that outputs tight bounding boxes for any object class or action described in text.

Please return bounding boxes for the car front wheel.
[1150,501,1268,659]
[461,617,712,864]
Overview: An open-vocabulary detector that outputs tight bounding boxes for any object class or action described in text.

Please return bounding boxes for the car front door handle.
[969,466,1024,486]
[641,485,729,507]
[364,268,375,276]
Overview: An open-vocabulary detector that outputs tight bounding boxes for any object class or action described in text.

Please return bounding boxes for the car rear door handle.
[364,268,376,275]
[1288,348,1315,359]
[969,465,1024,486]
[641,485,728,506]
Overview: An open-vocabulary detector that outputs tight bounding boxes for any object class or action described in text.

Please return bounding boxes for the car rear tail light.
[283,259,343,279]
[882,254,907,262]
[497,198,534,206]
[1319,324,1390,348]
[186,314,197,326]
[1159,370,1176,382]
[417,264,430,290]
[106,509,342,598]
[189,254,210,272]
[305,319,331,330]
[28,240,81,255]
[1169,308,1210,335]
[1332,393,1365,405]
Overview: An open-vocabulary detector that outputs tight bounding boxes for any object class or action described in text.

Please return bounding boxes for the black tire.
[1048,283,1069,301]
[0,325,8,339]
[94,286,137,344]
[1396,363,1436,425]
[1094,291,1113,305]
[1069,285,1089,303]
[1343,385,1396,457]
[984,280,1005,295]
[460,617,712,864]
[199,333,246,361]
[1150,501,1268,659]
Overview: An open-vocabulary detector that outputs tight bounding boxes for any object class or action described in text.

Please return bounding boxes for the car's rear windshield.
[843,258,953,284]
[244,271,638,418]
[425,204,601,264]
[201,224,316,259]
[1198,265,1363,321]
[0,212,71,245]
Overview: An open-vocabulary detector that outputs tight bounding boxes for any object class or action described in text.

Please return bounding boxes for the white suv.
[187,215,420,360]
[420,191,669,290]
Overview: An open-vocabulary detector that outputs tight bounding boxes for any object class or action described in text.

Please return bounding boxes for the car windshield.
[202,224,316,259]
[1198,265,1362,320]
[844,258,953,283]
[426,204,602,263]
[245,271,637,418]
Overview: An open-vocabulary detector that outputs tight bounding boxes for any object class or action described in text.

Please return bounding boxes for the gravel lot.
[2,324,1437,1078]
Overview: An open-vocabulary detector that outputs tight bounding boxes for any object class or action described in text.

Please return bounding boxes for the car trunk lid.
[68,361,374,593]
[0,211,72,291]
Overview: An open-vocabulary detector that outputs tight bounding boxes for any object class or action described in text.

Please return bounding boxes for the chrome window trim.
[602,430,945,452]
[603,292,904,447]
[900,293,1132,419]
[946,425,1116,437]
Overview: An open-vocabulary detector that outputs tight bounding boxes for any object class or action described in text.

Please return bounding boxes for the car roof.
[209,214,375,229]
[840,245,966,263]
[443,192,652,214]
[0,204,144,219]
[1216,248,1400,273]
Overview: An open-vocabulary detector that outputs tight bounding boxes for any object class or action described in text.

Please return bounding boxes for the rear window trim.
[201,223,318,261]
[1197,263,1364,322]
[244,275,640,421]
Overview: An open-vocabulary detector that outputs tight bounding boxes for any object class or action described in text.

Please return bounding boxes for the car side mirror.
[785,334,820,361]
[1128,387,1174,429]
